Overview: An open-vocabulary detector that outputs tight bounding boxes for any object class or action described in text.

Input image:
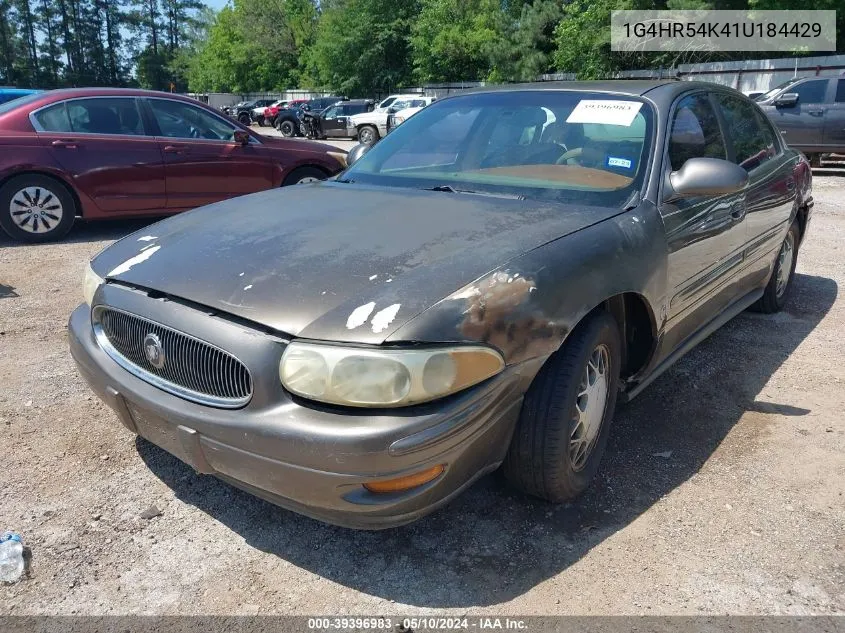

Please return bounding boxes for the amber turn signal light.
[363,464,445,494]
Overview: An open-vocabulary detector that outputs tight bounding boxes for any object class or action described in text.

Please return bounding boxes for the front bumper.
[68,299,531,529]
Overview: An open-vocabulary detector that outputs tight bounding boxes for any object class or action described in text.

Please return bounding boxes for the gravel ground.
[0,157,843,616]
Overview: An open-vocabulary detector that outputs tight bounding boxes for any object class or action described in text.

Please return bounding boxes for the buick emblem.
[143,333,166,369]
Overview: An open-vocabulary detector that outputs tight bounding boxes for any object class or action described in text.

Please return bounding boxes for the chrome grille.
[94,307,252,408]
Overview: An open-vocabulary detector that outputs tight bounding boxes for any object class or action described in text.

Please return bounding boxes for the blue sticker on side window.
[606,156,633,169]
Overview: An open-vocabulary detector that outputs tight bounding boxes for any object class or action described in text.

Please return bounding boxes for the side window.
[33,103,72,132]
[668,94,726,171]
[836,79,845,103]
[715,94,776,171]
[793,80,828,104]
[149,99,237,141]
[36,98,143,135]
[323,106,339,118]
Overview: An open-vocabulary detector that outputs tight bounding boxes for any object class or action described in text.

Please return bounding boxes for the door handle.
[162,144,188,153]
[730,201,747,221]
[51,139,78,149]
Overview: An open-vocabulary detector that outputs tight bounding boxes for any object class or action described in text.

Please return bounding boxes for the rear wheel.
[503,311,621,502]
[753,221,799,313]
[279,119,296,137]
[0,174,76,243]
[358,125,378,145]
[257,116,266,127]
[282,166,327,186]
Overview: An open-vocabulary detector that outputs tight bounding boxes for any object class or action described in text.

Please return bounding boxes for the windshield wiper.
[422,185,524,200]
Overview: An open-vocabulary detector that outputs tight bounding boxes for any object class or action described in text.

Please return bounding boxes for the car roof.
[452,80,748,108]
[344,99,374,105]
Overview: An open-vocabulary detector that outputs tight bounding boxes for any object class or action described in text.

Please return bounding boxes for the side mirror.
[233,130,250,146]
[346,143,371,167]
[667,157,748,199]
[774,92,799,108]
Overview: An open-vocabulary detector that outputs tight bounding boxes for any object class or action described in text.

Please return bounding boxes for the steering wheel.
[188,126,201,139]
[555,147,583,165]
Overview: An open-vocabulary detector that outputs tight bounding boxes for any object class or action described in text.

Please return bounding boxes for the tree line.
[1,0,842,95]
[0,0,213,90]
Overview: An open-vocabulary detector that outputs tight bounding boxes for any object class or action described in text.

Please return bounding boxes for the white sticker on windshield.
[566,100,643,126]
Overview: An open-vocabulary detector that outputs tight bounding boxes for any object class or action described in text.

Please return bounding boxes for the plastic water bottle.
[0,532,24,583]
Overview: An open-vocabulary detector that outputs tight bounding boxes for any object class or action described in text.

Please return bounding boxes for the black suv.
[230,99,275,126]
[274,95,346,137]
[301,99,375,139]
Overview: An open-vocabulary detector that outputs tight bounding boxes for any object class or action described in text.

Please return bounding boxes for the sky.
[203,0,228,10]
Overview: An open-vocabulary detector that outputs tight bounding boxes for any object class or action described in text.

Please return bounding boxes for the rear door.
[766,78,830,150]
[658,91,749,351]
[822,79,845,152]
[144,97,275,210]
[31,97,166,212]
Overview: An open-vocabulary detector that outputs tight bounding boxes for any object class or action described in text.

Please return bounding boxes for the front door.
[144,98,275,210]
[659,92,749,353]
[32,96,166,212]
[765,78,830,151]
[320,105,347,137]
[713,92,796,290]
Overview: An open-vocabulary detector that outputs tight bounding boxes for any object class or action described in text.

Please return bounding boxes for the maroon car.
[0,88,347,242]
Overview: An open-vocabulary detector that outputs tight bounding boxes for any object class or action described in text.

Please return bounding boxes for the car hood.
[92,183,622,344]
[257,135,342,156]
[348,111,388,125]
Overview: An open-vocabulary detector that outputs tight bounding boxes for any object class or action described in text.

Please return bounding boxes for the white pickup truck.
[347,96,435,144]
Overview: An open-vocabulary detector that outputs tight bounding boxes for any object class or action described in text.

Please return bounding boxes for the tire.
[238,113,250,126]
[503,310,621,502]
[752,221,799,313]
[808,153,821,168]
[358,125,378,145]
[279,119,296,138]
[0,174,76,243]
[282,166,327,186]
[257,116,265,127]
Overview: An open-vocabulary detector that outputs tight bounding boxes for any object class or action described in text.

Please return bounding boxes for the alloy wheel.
[569,344,610,471]
[295,176,320,184]
[9,186,63,234]
[359,127,375,144]
[775,231,795,298]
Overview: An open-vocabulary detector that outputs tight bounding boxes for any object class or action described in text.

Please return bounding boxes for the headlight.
[82,262,104,306]
[280,342,504,407]
[394,116,406,125]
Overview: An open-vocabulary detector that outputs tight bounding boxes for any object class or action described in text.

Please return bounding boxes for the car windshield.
[0,91,43,116]
[344,90,654,207]
[756,80,797,102]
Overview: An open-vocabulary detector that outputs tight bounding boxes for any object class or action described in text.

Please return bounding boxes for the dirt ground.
[1,161,843,616]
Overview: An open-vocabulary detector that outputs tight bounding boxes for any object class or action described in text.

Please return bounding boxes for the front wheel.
[282,166,327,186]
[503,311,621,502]
[752,221,799,313]
[357,125,378,145]
[238,113,250,126]
[257,116,265,127]
[0,175,77,243]
[279,119,296,137]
